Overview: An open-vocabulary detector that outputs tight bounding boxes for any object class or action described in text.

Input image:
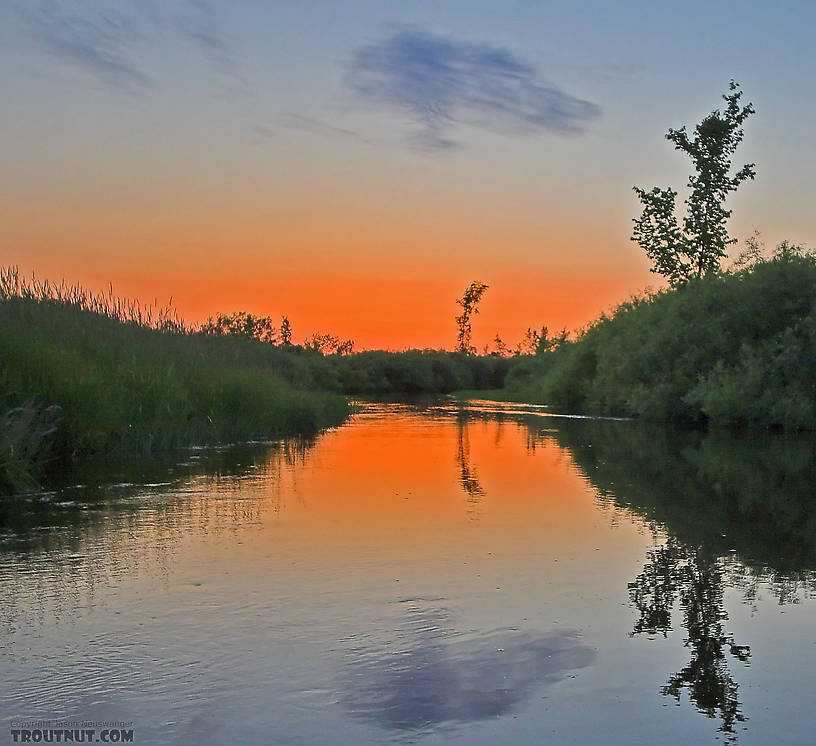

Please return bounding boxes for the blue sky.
[2,0,814,347]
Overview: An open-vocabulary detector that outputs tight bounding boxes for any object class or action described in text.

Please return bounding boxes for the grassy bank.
[0,273,350,493]
[506,247,816,429]
[0,270,520,493]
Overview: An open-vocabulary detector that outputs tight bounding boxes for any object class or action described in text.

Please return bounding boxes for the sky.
[2,0,815,350]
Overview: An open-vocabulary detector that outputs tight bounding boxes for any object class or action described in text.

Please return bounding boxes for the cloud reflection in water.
[338,601,595,731]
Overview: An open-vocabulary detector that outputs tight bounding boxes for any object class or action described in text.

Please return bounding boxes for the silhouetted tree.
[304,332,355,355]
[280,315,292,345]
[491,333,510,357]
[535,326,568,354]
[200,311,277,343]
[632,81,756,286]
[455,281,488,354]
[515,326,543,356]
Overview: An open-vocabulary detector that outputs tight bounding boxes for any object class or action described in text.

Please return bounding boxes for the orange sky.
[3,181,652,349]
[5,244,649,351]
[3,2,812,350]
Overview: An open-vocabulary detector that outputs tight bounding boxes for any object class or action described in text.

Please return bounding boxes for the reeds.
[0,400,61,492]
[0,266,187,332]
[0,268,349,494]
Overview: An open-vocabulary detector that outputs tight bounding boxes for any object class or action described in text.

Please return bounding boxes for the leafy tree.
[280,315,292,345]
[535,326,568,354]
[491,333,510,357]
[304,332,355,355]
[632,81,756,286]
[200,311,277,343]
[516,326,544,356]
[455,281,489,354]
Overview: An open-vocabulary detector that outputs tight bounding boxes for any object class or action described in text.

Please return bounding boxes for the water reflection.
[0,436,317,555]
[3,401,816,743]
[338,599,595,732]
[628,539,750,734]
[435,403,816,738]
[542,419,816,576]
[455,412,485,506]
[531,417,816,738]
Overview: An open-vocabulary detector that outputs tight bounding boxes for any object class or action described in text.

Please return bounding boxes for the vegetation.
[200,310,279,343]
[0,269,521,493]
[506,243,816,429]
[633,81,755,286]
[455,281,489,353]
[279,315,292,345]
[331,350,511,394]
[0,269,350,493]
[502,83,813,430]
[0,401,61,493]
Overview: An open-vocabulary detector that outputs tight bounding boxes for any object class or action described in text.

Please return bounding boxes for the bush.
[508,249,816,429]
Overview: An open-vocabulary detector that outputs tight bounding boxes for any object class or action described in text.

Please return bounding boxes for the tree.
[304,332,355,355]
[280,315,292,345]
[535,326,568,354]
[200,311,277,343]
[515,326,543,356]
[632,81,756,287]
[455,281,488,354]
[491,333,510,357]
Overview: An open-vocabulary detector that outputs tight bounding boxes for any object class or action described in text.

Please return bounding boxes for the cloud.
[346,28,601,151]
[171,0,236,78]
[24,1,152,92]
[276,113,365,141]
[337,601,596,731]
[255,113,384,149]
[17,1,240,94]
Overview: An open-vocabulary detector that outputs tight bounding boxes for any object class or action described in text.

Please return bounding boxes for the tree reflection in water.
[629,538,750,735]
[455,412,485,508]
[522,414,816,739]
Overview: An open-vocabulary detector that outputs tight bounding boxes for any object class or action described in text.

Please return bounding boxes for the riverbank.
[0,270,516,494]
[503,246,816,430]
[0,277,349,494]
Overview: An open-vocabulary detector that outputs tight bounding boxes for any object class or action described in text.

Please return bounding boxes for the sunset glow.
[2,1,814,349]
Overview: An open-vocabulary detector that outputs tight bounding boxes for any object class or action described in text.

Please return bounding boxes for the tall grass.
[0,401,61,493]
[0,266,188,331]
[0,267,522,493]
[0,269,349,493]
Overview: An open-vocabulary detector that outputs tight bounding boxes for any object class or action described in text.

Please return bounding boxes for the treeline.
[0,269,514,493]
[506,245,816,429]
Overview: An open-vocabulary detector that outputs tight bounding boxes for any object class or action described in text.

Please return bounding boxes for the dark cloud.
[346,28,601,151]
[337,601,596,731]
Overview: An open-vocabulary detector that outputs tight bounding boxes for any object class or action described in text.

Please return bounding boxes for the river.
[2,400,815,744]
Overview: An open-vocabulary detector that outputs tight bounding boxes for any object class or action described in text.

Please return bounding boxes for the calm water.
[2,401,816,744]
